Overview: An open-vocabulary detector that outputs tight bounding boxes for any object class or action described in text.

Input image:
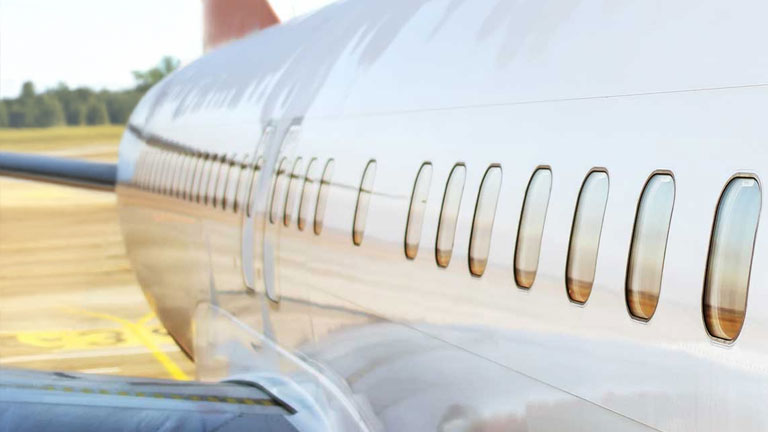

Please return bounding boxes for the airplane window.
[175,154,188,199]
[190,154,206,202]
[298,158,319,231]
[353,160,377,246]
[626,173,675,321]
[469,165,503,277]
[155,151,171,194]
[269,158,290,224]
[221,157,240,211]
[703,175,761,341]
[283,158,304,226]
[182,154,197,200]
[514,168,553,289]
[405,163,433,259]
[163,152,176,195]
[230,155,249,213]
[152,151,165,193]
[214,156,231,209]
[566,169,610,304]
[436,164,466,268]
[171,153,185,198]
[314,159,335,235]
[245,157,263,217]
[135,150,149,189]
[142,148,154,190]
[152,151,168,194]
[205,156,222,206]
[198,154,210,203]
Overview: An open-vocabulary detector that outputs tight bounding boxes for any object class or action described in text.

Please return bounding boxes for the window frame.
[283,157,304,227]
[468,164,503,277]
[513,166,553,289]
[353,160,377,246]
[625,170,676,322]
[435,163,467,268]
[701,173,762,343]
[565,167,610,305]
[404,162,433,259]
[298,158,319,231]
[314,159,335,236]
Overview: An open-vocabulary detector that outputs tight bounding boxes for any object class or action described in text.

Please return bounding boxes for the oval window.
[269,158,290,224]
[197,155,214,204]
[626,173,675,321]
[405,163,433,259]
[189,154,205,202]
[222,157,242,211]
[177,154,191,200]
[214,157,231,209]
[469,165,503,277]
[436,164,466,268]
[514,168,553,289]
[353,160,377,246]
[245,157,263,217]
[283,158,304,226]
[231,156,251,213]
[703,175,761,341]
[298,158,319,231]
[566,170,609,304]
[314,159,335,235]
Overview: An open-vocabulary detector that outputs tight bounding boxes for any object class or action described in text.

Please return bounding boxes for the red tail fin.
[203,0,280,51]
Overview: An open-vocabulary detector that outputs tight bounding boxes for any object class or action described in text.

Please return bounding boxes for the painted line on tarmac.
[64,308,191,381]
[0,345,180,364]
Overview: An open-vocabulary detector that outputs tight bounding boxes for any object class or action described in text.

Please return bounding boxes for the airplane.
[2,0,768,430]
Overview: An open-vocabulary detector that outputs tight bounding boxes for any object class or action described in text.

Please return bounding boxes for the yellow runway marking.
[62,308,191,381]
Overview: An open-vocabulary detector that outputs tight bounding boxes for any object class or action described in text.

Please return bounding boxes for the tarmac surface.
[0,142,194,380]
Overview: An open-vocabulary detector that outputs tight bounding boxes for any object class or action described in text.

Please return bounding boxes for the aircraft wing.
[0,368,298,432]
[0,151,117,191]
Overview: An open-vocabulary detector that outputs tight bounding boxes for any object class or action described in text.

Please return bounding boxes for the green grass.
[0,126,125,153]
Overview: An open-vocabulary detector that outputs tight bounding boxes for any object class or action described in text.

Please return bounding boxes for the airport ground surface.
[0,126,194,380]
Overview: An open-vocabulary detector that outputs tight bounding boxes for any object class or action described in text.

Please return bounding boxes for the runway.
[0,136,194,380]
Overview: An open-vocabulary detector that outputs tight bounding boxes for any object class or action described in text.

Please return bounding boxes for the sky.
[0,0,335,98]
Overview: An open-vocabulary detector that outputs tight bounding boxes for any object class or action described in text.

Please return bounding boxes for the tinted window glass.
[469,165,503,277]
[177,155,190,199]
[223,158,242,211]
[135,149,148,189]
[206,156,223,206]
[197,155,213,204]
[298,158,319,231]
[164,152,177,195]
[353,160,377,246]
[626,173,675,320]
[703,176,761,341]
[566,170,610,304]
[189,154,205,202]
[269,158,290,224]
[214,157,231,209]
[283,158,304,226]
[245,157,263,217]
[153,151,164,193]
[232,156,251,213]
[173,154,187,197]
[515,168,553,288]
[314,159,335,235]
[167,153,179,196]
[405,163,433,259]
[436,164,466,268]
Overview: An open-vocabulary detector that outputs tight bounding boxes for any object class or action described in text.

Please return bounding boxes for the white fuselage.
[116,0,768,430]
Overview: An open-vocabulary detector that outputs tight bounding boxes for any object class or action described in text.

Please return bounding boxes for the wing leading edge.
[0,152,116,191]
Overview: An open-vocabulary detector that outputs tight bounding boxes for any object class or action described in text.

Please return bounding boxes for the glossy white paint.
[116,0,768,430]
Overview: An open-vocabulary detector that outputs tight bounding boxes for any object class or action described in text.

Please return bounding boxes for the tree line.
[0,56,180,128]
